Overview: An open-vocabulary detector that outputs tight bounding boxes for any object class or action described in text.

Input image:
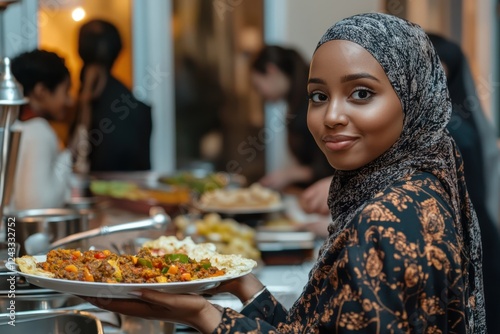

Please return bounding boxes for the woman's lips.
[323,135,358,151]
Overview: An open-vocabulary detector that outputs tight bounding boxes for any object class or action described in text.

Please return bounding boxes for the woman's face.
[40,77,74,121]
[307,40,403,171]
[251,64,290,101]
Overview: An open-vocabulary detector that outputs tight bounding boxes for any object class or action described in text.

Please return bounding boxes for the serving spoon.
[24,206,170,255]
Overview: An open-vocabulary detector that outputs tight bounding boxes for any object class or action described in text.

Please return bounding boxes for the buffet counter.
[2,197,320,333]
[89,205,316,333]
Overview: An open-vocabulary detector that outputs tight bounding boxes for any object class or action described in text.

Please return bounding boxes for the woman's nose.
[324,100,348,128]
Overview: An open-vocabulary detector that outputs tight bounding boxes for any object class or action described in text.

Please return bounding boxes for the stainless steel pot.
[0,290,84,312]
[0,310,104,334]
[10,208,89,256]
[25,207,169,255]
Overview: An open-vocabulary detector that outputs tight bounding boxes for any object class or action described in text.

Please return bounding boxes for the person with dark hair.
[428,33,500,225]
[77,19,152,172]
[10,49,74,210]
[86,13,486,333]
[78,20,123,70]
[428,32,500,334]
[251,45,332,190]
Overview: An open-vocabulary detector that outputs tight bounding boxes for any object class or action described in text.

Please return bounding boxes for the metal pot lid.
[14,208,83,222]
[0,57,28,105]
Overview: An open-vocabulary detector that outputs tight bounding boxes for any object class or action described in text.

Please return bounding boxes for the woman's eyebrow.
[308,73,380,85]
[308,77,326,85]
[341,73,380,83]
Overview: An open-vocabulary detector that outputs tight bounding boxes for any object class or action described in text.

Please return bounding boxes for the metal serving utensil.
[24,207,169,255]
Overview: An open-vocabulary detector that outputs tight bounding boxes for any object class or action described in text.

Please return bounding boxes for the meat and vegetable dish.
[18,247,225,283]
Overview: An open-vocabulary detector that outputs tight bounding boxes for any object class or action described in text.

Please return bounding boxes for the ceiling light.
[71,6,85,22]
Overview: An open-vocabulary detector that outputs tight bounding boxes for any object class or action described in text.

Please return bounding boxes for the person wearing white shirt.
[10,49,74,211]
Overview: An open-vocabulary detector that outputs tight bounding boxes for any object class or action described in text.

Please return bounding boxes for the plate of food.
[158,171,234,194]
[89,180,191,215]
[8,239,256,298]
[173,213,261,261]
[196,202,285,215]
[196,183,284,214]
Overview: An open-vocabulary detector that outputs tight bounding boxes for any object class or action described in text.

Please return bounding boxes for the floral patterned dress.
[213,172,470,333]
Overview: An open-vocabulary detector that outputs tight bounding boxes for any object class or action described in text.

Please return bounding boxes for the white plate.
[196,201,284,214]
[7,256,251,299]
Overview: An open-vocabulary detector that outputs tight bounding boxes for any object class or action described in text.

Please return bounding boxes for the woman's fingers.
[81,294,194,322]
[81,296,161,317]
[138,290,223,333]
[299,190,317,213]
[80,291,222,332]
[300,176,332,214]
[139,290,205,310]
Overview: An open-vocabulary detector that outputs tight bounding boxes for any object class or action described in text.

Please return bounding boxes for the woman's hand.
[81,274,265,333]
[299,176,332,215]
[82,291,222,334]
[260,165,313,190]
[204,273,265,303]
[79,64,107,106]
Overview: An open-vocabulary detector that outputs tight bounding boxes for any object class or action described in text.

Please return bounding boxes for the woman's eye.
[351,89,373,100]
[309,92,327,103]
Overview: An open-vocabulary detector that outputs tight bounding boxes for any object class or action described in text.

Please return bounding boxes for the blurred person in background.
[10,49,75,210]
[175,55,225,169]
[428,32,500,333]
[428,33,500,226]
[251,45,332,190]
[77,19,152,172]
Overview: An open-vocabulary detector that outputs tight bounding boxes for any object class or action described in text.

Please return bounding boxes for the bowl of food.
[174,213,261,261]
[158,171,246,195]
[89,179,190,215]
[194,183,284,227]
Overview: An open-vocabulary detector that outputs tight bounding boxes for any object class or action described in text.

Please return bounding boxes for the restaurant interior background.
[2,0,499,184]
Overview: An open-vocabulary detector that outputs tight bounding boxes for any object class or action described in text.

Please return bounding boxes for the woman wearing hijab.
[428,33,500,334]
[85,13,486,333]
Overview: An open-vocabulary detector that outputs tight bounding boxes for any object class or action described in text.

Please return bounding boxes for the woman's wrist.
[241,286,267,308]
[189,302,224,334]
[229,274,265,303]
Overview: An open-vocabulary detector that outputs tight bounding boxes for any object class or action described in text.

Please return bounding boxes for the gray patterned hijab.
[317,13,486,331]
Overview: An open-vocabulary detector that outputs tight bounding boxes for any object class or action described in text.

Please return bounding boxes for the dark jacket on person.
[429,33,500,334]
[88,74,152,171]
